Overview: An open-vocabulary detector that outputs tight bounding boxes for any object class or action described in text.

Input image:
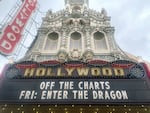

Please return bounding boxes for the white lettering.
[41,90,68,99]
[72,90,88,99]
[110,91,116,100]
[78,81,83,89]
[16,18,24,27]
[28,0,36,6]
[0,40,12,50]
[92,90,128,100]
[105,81,110,89]
[93,90,104,99]
[93,91,97,99]
[59,81,74,89]
[116,90,122,99]
[122,90,128,99]
[25,3,31,12]
[105,91,110,100]
[22,8,29,17]
[19,91,26,99]
[19,90,36,100]
[41,91,47,99]
[20,12,27,20]
[78,81,110,90]
[40,82,55,90]
[7,33,16,41]
[12,25,20,33]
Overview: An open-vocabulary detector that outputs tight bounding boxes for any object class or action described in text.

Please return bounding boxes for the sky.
[0,0,150,73]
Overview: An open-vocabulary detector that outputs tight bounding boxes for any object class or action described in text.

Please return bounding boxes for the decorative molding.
[21,1,134,62]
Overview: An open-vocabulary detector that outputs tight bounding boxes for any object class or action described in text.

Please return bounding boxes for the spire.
[65,0,89,9]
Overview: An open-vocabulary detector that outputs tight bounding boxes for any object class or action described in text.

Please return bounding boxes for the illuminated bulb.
[11,111,13,113]
[17,108,20,110]
[65,108,67,111]
[113,108,115,111]
[2,108,5,111]
[128,109,131,111]
[36,111,39,113]
[33,108,36,111]
[49,108,51,111]
[145,108,147,111]
[4,104,7,107]
[21,105,24,107]
[72,105,74,107]
[38,105,40,107]
[22,111,24,113]
[80,108,83,111]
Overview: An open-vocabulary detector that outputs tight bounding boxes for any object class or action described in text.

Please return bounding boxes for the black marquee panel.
[0,60,150,104]
[0,79,150,104]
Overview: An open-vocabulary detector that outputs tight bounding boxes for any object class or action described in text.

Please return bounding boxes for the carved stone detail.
[21,0,133,62]
[69,49,82,61]
[57,49,68,62]
[83,50,94,61]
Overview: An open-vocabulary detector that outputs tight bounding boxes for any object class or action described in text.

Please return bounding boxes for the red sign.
[0,0,37,55]
[143,62,150,78]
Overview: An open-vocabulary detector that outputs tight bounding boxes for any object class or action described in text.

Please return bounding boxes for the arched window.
[70,32,82,50]
[72,6,81,12]
[44,32,59,50]
[94,32,107,50]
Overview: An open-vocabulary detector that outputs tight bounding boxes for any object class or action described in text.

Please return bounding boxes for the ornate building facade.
[1,0,150,113]
[23,0,134,62]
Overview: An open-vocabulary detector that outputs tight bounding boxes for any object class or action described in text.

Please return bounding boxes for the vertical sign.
[0,0,37,55]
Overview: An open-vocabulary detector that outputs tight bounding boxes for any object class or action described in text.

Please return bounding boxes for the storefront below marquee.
[0,104,150,113]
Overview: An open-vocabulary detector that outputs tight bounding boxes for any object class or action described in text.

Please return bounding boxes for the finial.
[101,8,107,16]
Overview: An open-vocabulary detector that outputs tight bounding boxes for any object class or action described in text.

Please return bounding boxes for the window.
[72,6,81,12]
[70,32,82,50]
[94,32,107,50]
[44,32,59,50]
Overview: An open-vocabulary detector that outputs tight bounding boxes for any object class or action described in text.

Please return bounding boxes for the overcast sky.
[0,0,150,73]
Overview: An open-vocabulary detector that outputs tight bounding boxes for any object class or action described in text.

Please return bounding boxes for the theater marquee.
[0,60,150,104]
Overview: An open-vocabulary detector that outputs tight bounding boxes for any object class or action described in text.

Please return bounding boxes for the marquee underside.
[0,104,150,113]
